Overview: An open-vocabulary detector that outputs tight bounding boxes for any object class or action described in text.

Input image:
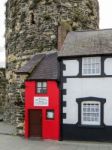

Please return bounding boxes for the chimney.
[57,21,72,50]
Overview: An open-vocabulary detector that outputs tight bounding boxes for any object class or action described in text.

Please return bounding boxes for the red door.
[29,110,42,137]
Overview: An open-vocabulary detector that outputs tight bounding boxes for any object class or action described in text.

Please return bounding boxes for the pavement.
[0,135,112,150]
[0,122,16,135]
[0,122,112,150]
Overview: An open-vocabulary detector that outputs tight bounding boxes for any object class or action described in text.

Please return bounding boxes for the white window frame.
[37,81,47,94]
[81,101,101,126]
[82,57,101,76]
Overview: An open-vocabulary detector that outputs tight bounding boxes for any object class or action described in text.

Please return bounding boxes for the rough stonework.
[5,0,99,134]
[0,68,6,120]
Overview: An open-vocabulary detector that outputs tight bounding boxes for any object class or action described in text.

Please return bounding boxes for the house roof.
[16,54,45,74]
[16,51,59,80]
[58,29,112,57]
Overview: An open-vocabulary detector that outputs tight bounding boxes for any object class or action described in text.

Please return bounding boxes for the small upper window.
[82,57,101,76]
[37,82,47,94]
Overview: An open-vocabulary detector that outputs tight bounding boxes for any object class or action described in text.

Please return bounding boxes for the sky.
[0,0,112,67]
[0,0,7,67]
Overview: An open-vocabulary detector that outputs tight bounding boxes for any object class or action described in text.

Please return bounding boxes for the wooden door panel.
[29,110,42,137]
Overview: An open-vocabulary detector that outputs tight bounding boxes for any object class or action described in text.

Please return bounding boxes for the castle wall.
[0,68,6,120]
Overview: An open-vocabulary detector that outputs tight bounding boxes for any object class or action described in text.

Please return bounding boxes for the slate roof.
[16,54,45,74]
[16,51,59,80]
[59,29,112,57]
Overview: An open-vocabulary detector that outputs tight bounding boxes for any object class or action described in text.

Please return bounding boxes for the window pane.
[37,82,47,94]
[38,82,42,87]
[82,57,101,75]
[43,82,47,88]
[82,102,100,125]
[46,110,54,119]
[42,88,47,93]
[37,88,41,93]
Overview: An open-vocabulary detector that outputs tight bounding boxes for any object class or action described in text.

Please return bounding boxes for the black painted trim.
[62,77,67,83]
[58,54,112,60]
[63,101,66,107]
[62,89,66,95]
[101,57,105,76]
[63,58,81,77]
[76,97,106,127]
[59,60,64,141]
[62,56,112,78]
[62,113,67,119]
[62,75,112,78]
[62,124,112,141]
[79,58,82,77]
[102,56,112,77]
[63,63,66,71]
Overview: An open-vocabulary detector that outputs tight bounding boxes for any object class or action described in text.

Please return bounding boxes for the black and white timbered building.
[58,29,112,141]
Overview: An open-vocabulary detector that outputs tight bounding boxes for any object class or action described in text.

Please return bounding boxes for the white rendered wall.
[104,58,112,75]
[63,60,79,76]
[63,78,112,126]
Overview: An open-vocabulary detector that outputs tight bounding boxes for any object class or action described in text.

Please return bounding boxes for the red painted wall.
[25,81,60,140]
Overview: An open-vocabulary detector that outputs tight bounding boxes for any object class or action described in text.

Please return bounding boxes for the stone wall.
[0,68,6,120]
[5,0,99,134]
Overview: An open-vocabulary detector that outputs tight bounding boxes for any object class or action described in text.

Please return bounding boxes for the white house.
[58,29,112,141]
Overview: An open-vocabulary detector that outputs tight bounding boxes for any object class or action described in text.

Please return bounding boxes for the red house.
[17,52,60,140]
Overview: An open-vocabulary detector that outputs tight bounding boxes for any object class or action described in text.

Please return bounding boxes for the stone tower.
[5,0,99,134]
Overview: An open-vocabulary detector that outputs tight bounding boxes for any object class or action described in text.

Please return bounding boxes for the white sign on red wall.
[34,97,49,106]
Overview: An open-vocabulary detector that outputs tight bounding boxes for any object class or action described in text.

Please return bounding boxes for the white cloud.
[0,1,7,49]
[0,50,5,68]
[99,0,112,29]
[0,61,5,68]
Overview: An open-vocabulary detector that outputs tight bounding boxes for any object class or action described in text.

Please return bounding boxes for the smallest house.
[58,29,112,141]
[17,51,60,140]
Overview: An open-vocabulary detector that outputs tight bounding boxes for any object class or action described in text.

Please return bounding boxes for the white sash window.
[82,57,101,75]
[81,101,101,125]
[37,82,47,94]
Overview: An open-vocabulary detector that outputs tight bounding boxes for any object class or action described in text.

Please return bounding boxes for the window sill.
[82,74,101,76]
[37,93,47,95]
[81,75,101,77]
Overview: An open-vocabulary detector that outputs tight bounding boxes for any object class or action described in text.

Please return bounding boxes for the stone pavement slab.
[0,135,112,150]
[0,122,112,150]
[0,122,16,135]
